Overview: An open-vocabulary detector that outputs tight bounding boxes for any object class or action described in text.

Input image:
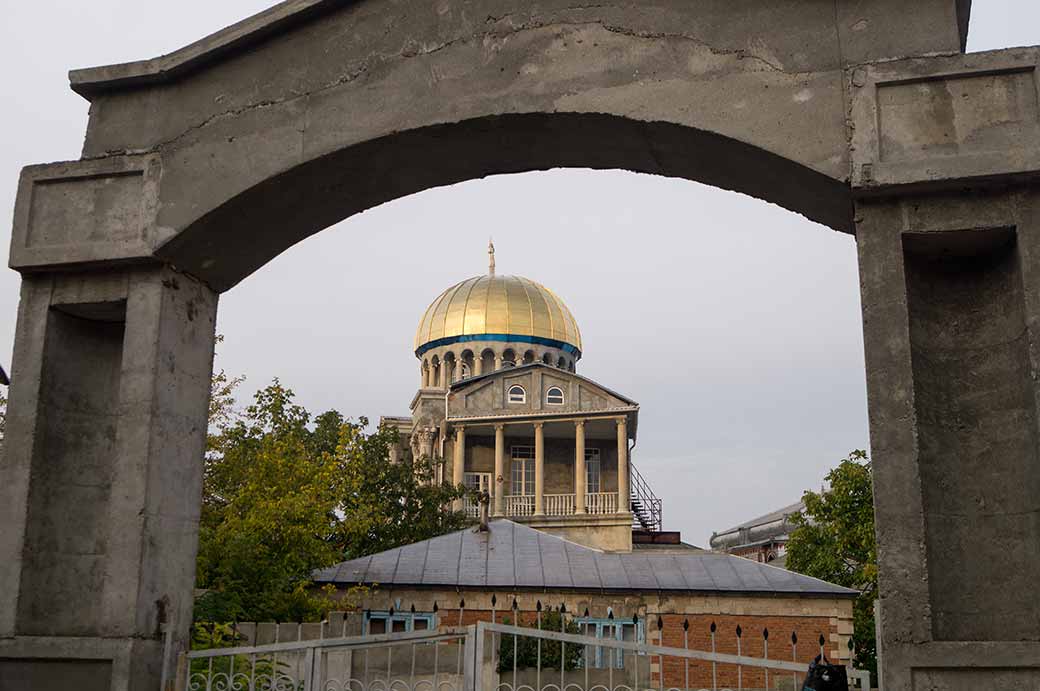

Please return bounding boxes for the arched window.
[508,385,527,404]
[546,387,565,405]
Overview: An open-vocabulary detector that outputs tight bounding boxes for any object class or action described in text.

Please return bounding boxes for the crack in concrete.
[91,16,807,158]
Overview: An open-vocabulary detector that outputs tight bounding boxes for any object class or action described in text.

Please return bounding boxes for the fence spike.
[657,615,663,630]
[633,614,638,626]
[560,603,567,614]
[791,631,797,644]
[736,625,742,638]
[763,627,769,640]
[819,634,826,646]
[710,621,716,633]
[584,608,590,618]
[512,598,518,611]
[537,600,542,612]
[410,604,416,613]
[432,602,438,613]
[682,618,689,632]
[389,607,395,617]
[460,598,465,609]
[491,594,497,607]
[607,610,614,621]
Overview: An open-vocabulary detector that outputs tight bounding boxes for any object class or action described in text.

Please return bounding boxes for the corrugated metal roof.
[313,520,857,598]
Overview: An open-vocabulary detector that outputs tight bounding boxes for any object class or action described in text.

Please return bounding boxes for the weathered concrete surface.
[10,0,1040,689]
[42,0,967,291]
[849,48,1040,193]
[857,188,1040,691]
[0,267,217,690]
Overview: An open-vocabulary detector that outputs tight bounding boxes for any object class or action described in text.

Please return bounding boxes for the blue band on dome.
[415,334,581,358]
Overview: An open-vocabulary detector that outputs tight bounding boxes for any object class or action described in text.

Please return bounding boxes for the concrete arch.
[11,3,1040,690]
[42,0,957,290]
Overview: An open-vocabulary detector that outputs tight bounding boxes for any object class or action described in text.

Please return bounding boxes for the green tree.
[498,609,584,672]
[786,450,877,683]
[196,379,473,623]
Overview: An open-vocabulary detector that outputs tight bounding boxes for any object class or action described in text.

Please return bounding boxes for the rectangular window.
[463,472,492,518]
[575,617,643,669]
[463,472,491,493]
[585,449,601,494]
[511,446,535,495]
[364,611,437,635]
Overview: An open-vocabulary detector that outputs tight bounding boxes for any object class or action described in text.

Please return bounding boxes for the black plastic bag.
[801,655,849,691]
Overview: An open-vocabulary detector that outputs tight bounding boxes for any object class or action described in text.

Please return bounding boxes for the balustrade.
[505,494,535,517]
[543,493,575,516]
[586,492,618,515]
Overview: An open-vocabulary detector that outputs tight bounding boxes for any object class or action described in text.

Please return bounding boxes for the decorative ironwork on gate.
[181,618,870,691]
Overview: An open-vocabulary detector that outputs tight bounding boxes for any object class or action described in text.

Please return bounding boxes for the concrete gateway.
[2,1,1039,689]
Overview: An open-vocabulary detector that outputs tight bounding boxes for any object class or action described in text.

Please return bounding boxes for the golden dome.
[415,274,582,356]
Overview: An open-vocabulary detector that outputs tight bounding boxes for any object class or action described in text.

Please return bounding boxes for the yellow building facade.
[384,243,653,551]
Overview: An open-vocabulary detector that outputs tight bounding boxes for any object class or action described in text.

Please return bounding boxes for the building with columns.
[318,245,858,670]
[383,243,656,551]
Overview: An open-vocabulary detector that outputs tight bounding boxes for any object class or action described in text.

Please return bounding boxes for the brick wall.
[433,606,843,688]
[651,613,837,689]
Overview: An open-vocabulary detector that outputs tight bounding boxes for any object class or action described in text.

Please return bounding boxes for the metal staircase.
[629,463,662,533]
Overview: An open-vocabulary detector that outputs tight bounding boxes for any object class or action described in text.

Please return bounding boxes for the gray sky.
[0,2,1033,546]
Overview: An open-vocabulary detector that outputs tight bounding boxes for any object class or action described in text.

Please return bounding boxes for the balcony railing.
[482,493,622,517]
[543,493,574,516]
[506,494,535,517]
[585,492,618,514]
[462,497,482,519]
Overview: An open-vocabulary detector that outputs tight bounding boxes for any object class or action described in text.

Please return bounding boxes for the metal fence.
[182,620,870,691]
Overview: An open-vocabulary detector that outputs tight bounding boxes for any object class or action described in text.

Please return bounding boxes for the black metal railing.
[629,463,662,533]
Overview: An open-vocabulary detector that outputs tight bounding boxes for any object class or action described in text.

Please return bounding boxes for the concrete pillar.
[616,417,629,514]
[493,424,505,517]
[534,423,545,516]
[452,427,465,511]
[856,190,1040,690]
[494,354,503,371]
[575,420,587,513]
[0,267,217,690]
[437,360,445,388]
[474,354,484,376]
[422,363,430,388]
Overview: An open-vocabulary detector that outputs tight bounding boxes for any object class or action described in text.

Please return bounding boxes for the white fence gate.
[182,621,870,691]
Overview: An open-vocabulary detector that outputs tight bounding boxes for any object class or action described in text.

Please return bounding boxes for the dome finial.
[488,238,496,277]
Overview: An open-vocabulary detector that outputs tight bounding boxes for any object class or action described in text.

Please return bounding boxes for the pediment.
[446,363,637,419]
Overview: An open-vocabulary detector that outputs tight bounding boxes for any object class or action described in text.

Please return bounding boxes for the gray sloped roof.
[715,501,805,537]
[313,520,856,598]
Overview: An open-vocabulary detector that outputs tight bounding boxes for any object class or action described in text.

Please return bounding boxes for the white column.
[475,354,484,376]
[575,420,586,513]
[452,426,465,512]
[494,424,505,517]
[534,423,545,516]
[494,354,503,371]
[617,417,629,514]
